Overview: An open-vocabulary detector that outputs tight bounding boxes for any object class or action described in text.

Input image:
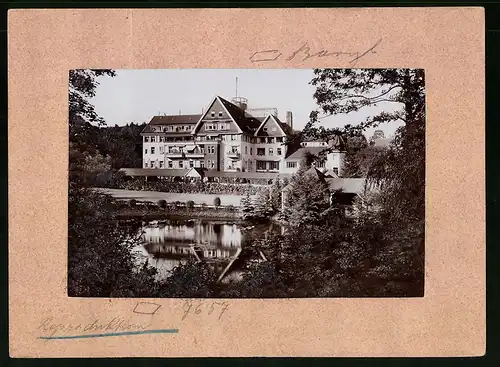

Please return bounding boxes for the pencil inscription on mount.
[249,38,383,65]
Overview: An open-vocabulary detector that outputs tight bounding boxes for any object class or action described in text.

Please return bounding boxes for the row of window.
[145,160,204,169]
[145,135,285,144]
[256,147,282,156]
[144,146,283,156]
[205,122,230,131]
[256,161,280,171]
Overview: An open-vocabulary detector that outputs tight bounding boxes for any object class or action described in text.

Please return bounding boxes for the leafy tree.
[283,166,330,227]
[252,187,273,220]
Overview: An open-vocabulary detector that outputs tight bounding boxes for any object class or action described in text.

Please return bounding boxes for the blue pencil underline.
[39,329,179,340]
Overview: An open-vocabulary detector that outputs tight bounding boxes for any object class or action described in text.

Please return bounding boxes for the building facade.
[141,95,345,176]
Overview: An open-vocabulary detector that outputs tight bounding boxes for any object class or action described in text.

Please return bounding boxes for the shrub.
[186,200,195,209]
[227,205,235,211]
[128,199,137,208]
[174,200,182,207]
[157,199,167,209]
[213,197,221,207]
[201,202,208,208]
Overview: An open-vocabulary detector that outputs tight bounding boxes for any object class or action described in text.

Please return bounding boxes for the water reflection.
[133,219,282,281]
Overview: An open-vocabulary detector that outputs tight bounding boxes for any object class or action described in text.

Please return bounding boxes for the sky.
[91,69,404,139]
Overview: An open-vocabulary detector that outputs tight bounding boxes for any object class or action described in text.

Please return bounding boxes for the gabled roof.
[191,96,261,135]
[285,146,328,160]
[254,114,288,136]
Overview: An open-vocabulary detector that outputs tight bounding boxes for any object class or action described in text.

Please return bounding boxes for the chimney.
[286,111,293,129]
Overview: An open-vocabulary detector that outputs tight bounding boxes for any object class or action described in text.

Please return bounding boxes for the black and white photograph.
[68,68,425,298]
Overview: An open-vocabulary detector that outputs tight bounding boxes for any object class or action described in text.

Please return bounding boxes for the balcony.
[165,151,185,159]
[226,151,241,159]
[185,152,205,158]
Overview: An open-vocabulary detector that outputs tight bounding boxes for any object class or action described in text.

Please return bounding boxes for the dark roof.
[218,96,262,135]
[326,178,367,194]
[119,168,189,177]
[149,114,202,125]
[285,146,328,159]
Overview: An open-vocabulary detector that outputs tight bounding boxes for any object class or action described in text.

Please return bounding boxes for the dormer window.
[211,111,215,117]
[218,111,223,117]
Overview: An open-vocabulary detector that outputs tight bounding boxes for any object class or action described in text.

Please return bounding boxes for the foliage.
[157,199,167,209]
[282,166,330,227]
[186,200,195,209]
[128,199,137,208]
[213,197,221,207]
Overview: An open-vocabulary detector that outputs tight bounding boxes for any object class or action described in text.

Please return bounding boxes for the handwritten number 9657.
[182,300,229,321]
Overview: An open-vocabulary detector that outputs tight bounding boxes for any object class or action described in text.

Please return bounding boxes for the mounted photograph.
[68,68,425,298]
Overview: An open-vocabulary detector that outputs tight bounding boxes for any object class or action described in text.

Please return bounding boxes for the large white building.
[141,95,345,177]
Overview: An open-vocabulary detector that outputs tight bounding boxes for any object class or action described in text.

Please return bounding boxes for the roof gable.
[192,96,243,134]
[254,115,287,136]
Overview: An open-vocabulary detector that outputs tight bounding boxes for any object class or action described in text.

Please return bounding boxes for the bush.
[128,199,137,208]
[227,205,235,211]
[157,199,167,209]
[186,200,195,209]
[201,202,208,208]
[174,200,182,207]
[214,197,221,207]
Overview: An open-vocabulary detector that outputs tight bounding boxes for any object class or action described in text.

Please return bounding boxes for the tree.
[283,166,330,227]
[252,187,273,220]
[306,68,425,296]
[240,190,255,220]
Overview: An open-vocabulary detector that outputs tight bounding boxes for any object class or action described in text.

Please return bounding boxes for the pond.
[131,218,284,282]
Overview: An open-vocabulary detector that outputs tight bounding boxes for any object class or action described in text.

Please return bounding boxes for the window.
[168,146,174,153]
[144,161,148,168]
[333,168,339,175]
[145,149,148,154]
[257,148,265,156]
[269,161,280,171]
[245,146,248,154]
[276,137,283,143]
[267,137,274,143]
[151,136,156,142]
[145,136,150,142]
[211,111,215,117]
[250,148,253,155]
[159,136,164,142]
[231,135,236,141]
[168,161,173,168]
[287,161,297,168]
[256,161,267,170]
[159,146,164,154]
[263,127,268,132]
[277,148,282,156]
[218,111,223,117]
[179,161,184,168]
[159,161,164,168]
[150,161,154,168]
[231,146,239,153]
[259,137,266,143]
[220,123,226,130]
[200,161,205,168]
[316,160,325,168]
[269,148,274,155]
[189,161,194,168]
[151,147,155,154]
[208,146,215,154]
[211,160,215,168]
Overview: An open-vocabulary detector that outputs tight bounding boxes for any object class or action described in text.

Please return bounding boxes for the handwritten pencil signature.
[249,38,382,65]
